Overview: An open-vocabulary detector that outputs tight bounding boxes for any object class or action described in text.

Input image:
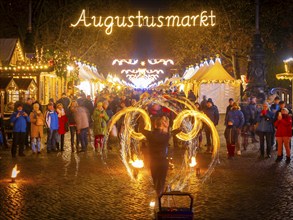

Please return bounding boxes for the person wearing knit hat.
[203,98,219,153]
[281,108,289,113]
[225,102,244,156]
[224,98,235,124]
[207,98,213,104]
[255,102,274,159]
[93,100,109,154]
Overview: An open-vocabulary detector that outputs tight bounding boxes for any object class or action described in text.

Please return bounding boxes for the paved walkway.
[1,116,293,220]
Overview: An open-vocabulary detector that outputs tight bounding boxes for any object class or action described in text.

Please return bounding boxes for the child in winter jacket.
[224,120,238,159]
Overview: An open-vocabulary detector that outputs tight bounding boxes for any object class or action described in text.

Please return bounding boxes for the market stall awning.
[76,61,105,82]
[191,61,236,82]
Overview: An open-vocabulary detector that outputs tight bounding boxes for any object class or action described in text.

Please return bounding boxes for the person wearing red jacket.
[56,103,68,151]
[274,108,292,163]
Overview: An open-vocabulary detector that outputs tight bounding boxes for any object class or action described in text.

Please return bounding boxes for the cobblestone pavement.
[1,116,293,220]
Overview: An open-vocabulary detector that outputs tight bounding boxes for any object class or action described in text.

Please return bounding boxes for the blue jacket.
[45,110,59,130]
[225,110,245,128]
[243,103,258,125]
[255,110,274,133]
[10,111,30,132]
[204,105,219,125]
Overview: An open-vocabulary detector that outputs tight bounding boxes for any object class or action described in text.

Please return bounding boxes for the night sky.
[129,0,172,60]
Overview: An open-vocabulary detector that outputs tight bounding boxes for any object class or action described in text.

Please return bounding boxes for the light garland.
[112,59,138,66]
[0,64,50,72]
[113,58,174,88]
[148,59,174,66]
[16,41,25,62]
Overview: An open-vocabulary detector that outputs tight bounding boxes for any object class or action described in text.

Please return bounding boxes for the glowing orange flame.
[11,165,20,178]
[189,156,197,167]
[131,159,144,168]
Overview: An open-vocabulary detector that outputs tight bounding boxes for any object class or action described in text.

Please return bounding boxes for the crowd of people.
[0,86,293,199]
[224,96,292,163]
[0,88,292,167]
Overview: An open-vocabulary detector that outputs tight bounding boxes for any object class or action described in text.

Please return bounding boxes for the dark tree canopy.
[0,0,292,86]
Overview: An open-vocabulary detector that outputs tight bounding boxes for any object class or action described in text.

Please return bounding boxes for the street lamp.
[276,58,293,106]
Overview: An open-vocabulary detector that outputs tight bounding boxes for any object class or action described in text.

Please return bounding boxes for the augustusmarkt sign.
[71,9,216,35]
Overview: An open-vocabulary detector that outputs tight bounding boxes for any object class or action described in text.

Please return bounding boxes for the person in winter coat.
[274,108,292,163]
[29,103,44,154]
[10,103,30,157]
[225,102,245,155]
[45,103,59,153]
[224,120,238,159]
[255,102,274,158]
[187,90,196,102]
[224,98,234,123]
[93,102,109,153]
[56,103,68,151]
[273,101,289,151]
[56,93,71,112]
[67,100,79,153]
[242,97,259,145]
[73,105,90,152]
[203,99,219,153]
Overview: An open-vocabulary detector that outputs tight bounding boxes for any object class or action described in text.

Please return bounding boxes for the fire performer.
[143,116,181,197]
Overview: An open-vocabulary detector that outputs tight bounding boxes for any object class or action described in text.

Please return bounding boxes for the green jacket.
[92,108,109,135]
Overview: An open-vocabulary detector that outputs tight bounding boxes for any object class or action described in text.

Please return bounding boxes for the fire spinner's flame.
[11,165,20,178]
[131,159,144,168]
[189,156,197,167]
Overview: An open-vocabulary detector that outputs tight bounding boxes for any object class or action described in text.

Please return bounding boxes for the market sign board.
[71,9,216,35]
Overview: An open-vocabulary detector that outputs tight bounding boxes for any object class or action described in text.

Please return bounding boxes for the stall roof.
[13,78,36,90]
[0,77,14,90]
[0,38,18,66]
[188,60,235,82]
[195,61,235,82]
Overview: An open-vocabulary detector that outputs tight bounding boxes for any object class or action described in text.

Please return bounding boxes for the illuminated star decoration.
[113,59,174,88]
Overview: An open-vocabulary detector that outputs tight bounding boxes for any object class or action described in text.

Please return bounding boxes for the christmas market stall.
[182,58,241,113]
[0,78,17,115]
[0,38,57,105]
[75,61,105,97]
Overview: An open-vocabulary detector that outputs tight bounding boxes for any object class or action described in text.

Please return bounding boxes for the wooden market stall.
[0,38,59,105]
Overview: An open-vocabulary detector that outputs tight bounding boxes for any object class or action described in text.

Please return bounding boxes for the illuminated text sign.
[71,9,216,35]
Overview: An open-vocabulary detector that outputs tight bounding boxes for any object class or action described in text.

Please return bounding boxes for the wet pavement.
[1,116,293,220]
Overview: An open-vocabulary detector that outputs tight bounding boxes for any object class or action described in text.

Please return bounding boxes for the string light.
[148,59,174,65]
[112,59,138,66]
[0,64,50,72]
